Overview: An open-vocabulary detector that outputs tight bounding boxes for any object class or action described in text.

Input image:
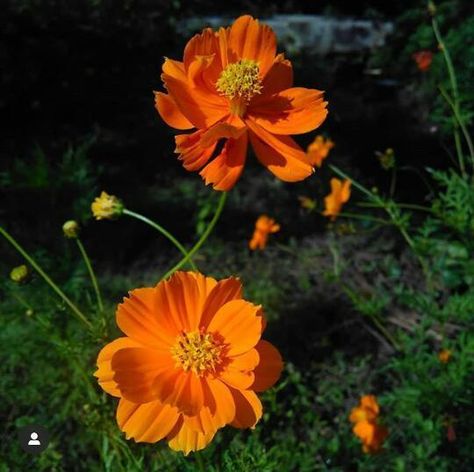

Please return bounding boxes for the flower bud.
[91,191,124,220]
[63,220,80,239]
[10,264,30,284]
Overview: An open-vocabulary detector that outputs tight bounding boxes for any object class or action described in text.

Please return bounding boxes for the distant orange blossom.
[95,271,283,455]
[306,135,334,167]
[155,15,328,191]
[323,178,351,220]
[249,215,280,250]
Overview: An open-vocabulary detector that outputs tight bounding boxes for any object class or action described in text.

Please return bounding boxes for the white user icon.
[28,432,41,446]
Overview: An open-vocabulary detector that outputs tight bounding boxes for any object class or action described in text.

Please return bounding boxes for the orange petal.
[154,370,205,416]
[219,349,259,389]
[162,73,228,129]
[230,389,263,429]
[228,15,277,78]
[94,337,143,397]
[117,398,179,443]
[247,120,314,182]
[184,28,223,78]
[167,413,217,455]
[205,377,236,427]
[251,340,283,392]
[199,131,248,191]
[256,53,293,98]
[154,92,193,130]
[199,122,246,148]
[162,58,187,81]
[155,271,218,333]
[116,287,176,349]
[249,87,328,135]
[175,129,217,171]
[207,299,263,356]
[200,276,243,328]
[111,347,174,403]
[360,395,380,416]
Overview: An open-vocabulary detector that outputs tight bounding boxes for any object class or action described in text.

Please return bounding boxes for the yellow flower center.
[216,59,262,116]
[171,331,223,376]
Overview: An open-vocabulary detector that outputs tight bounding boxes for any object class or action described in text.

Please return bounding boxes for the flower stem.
[431,10,467,175]
[357,202,433,213]
[76,238,104,313]
[334,212,391,225]
[160,192,227,280]
[0,225,92,329]
[123,208,197,271]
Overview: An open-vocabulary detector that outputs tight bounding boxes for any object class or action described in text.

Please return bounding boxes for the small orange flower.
[249,215,280,250]
[155,15,328,191]
[438,349,452,363]
[323,178,351,220]
[306,135,334,167]
[353,421,389,454]
[95,271,283,455]
[350,395,388,454]
[412,50,433,72]
[349,395,379,424]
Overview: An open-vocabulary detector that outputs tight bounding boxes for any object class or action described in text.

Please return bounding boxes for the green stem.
[431,11,466,175]
[76,238,104,313]
[161,192,228,280]
[439,85,474,167]
[333,212,391,225]
[371,314,402,351]
[357,202,433,213]
[0,225,92,329]
[123,208,197,271]
[329,164,375,200]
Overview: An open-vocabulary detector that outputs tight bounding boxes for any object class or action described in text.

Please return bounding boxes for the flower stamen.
[216,59,262,116]
[171,330,223,376]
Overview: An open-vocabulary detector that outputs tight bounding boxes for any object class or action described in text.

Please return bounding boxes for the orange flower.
[349,395,380,424]
[95,271,283,455]
[350,395,388,454]
[353,421,389,454]
[412,50,433,72]
[438,349,452,363]
[155,15,328,191]
[323,178,351,220]
[306,135,334,167]
[249,215,280,250]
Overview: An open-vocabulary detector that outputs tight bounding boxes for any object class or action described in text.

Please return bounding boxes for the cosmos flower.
[323,178,351,220]
[412,50,433,72]
[155,15,328,191]
[91,191,124,220]
[350,395,388,454]
[306,135,334,167]
[438,349,452,363]
[95,271,283,454]
[249,215,280,250]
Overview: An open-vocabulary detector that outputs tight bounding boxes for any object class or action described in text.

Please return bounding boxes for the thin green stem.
[123,209,197,271]
[76,238,104,313]
[371,314,402,351]
[0,226,92,329]
[161,192,228,281]
[431,11,466,175]
[357,202,433,213]
[334,212,391,225]
[329,164,375,200]
[439,85,474,166]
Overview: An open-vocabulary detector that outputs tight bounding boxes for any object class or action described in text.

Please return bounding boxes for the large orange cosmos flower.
[95,271,283,455]
[155,15,328,191]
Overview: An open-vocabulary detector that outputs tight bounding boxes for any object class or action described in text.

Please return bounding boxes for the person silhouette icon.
[27,432,41,446]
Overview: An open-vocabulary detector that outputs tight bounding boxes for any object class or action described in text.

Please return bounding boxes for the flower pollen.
[216,59,262,116]
[171,330,223,375]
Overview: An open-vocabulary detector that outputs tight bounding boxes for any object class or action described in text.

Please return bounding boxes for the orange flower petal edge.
[306,135,334,167]
[155,15,328,190]
[95,271,283,455]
